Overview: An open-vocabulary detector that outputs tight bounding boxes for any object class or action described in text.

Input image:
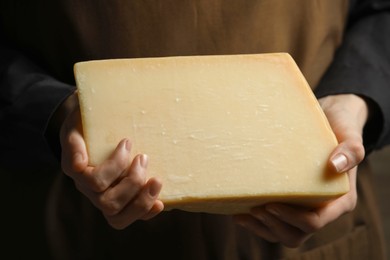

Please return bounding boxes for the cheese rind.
[74,53,349,214]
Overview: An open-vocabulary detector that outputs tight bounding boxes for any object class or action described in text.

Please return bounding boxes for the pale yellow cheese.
[74,53,349,215]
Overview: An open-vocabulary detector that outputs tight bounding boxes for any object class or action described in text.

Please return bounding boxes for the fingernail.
[124,139,131,152]
[139,154,149,168]
[149,181,160,197]
[331,153,348,172]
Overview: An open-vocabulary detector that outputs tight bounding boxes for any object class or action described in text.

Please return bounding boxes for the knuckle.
[126,172,145,188]
[350,141,365,163]
[90,177,110,192]
[132,197,153,214]
[115,157,128,172]
[301,212,323,233]
[303,221,322,233]
[133,175,146,188]
[100,196,122,216]
[106,157,127,175]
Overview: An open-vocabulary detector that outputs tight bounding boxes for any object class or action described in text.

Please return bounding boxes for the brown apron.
[1,1,386,259]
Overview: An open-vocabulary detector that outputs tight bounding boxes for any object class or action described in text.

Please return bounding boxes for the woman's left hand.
[233,94,369,248]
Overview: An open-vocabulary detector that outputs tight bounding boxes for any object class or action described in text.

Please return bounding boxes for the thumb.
[329,136,365,173]
[60,107,89,174]
[318,95,368,173]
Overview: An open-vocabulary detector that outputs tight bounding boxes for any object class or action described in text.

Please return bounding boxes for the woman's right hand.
[59,92,164,229]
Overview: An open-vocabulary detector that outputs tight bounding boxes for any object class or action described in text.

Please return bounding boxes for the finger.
[251,207,308,248]
[316,167,358,218]
[105,177,163,230]
[96,154,149,215]
[265,204,323,234]
[318,95,367,173]
[265,169,358,235]
[140,200,165,221]
[233,214,278,243]
[82,139,133,192]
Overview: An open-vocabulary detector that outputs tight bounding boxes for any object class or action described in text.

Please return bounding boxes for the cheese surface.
[74,53,349,214]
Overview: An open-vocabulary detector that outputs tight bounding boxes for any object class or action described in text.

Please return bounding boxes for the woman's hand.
[233,94,368,247]
[58,92,164,229]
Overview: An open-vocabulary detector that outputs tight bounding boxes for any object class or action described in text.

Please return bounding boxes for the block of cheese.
[74,53,349,215]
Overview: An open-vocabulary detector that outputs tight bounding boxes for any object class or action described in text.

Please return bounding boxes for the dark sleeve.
[0,40,76,172]
[315,0,390,153]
